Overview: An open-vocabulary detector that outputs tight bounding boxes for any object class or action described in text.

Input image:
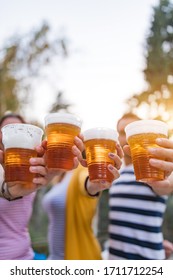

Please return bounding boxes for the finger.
[156,138,173,149]
[33,177,47,187]
[80,159,88,167]
[148,147,173,161]
[73,157,79,169]
[73,154,87,168]
[78,133,84,141]
[163,241,173,251]
[116,143,124,159]
[149,158,173,173]
[30,157,45,166]
[72,145,84,162]
[35,145,45,157]
[41,140,47,150]
[109,153,122,170]
[74,136,85,152]
[29,165,47,176]
[107,164,120,179]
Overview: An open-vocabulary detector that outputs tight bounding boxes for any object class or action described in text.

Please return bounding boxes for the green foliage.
[0,22,68,118]
[126,1,173,244]
[29,188,50,256]
[162,195,173,242]
[49,91,72,113]
[127,0,173,126]
[97,190,109,250]
[0,23,72,253]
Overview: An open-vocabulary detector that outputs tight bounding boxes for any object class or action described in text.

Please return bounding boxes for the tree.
[127,0,173,127]
[0,22,69,118]
[49,91,72,113]
[126,0,173,244]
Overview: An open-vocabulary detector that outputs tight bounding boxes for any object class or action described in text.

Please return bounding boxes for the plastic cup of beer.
[125,119,169,182]
[45,112,82,170]
[83,127,118,184]
[2,123,43,184]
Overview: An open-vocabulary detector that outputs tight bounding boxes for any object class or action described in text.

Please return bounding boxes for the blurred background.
[0,0,173,256]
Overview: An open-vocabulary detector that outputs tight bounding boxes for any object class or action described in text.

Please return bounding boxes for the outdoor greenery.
[127,0,173,243]
[0,22,68,119]
[99,0,173,247]
[0,22,71,255]
[127,0,173,131]
[0,0,173,253]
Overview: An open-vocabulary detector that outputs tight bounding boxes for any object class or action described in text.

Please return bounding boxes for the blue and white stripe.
[108,165,167,260]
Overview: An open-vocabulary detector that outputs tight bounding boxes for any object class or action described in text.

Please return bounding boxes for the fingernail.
[109,153,114,158]
[30,166,36,172]
[149,158,157,164]
[108,165,114,170]
[33,178,39,184]
[30,158,37,164]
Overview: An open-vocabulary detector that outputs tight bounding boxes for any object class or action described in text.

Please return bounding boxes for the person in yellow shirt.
[42,144,123,260]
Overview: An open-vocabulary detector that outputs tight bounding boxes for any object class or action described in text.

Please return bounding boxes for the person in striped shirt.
[109,113,173,259]
[73,113,173,260]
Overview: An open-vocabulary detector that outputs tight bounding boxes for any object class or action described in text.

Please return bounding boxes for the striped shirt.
[42,172,73,260]
[108,165,167,260]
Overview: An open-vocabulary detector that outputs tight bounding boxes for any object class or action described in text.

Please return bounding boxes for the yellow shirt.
[65,166,102,260]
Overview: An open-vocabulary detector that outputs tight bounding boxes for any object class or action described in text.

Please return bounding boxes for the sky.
[0,0,159,131]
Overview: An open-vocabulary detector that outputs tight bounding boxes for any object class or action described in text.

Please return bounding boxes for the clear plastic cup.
[83,127,118,184]
[45,112,82,170]
[125,119,168,182]
[2,123,43,184]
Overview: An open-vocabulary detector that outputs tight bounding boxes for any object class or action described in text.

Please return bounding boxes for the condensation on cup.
[45,112,82,170]
[2,123,43,184]
[83,127,118,184]
[125,119,169,182]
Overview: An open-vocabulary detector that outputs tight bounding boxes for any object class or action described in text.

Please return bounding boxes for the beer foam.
[83,127,118,141]
[45,113,82,127]
[2,123,43,149]
[125,120,168,138]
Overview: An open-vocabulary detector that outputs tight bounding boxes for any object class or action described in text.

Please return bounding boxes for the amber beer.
[45,113,82,170]
[125,120,168,182]
[83,127,118,184]
[2,123,43,184]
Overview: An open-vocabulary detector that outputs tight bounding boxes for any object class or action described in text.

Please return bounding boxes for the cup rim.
[1,123,44,149]
[44,112,82,127]
[83,127,118,141]
[1,123,43,135]
[125,119,168,138]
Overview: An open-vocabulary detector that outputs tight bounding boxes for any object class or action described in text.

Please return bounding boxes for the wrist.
[0,181,23,201]
[84,176,100,197]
